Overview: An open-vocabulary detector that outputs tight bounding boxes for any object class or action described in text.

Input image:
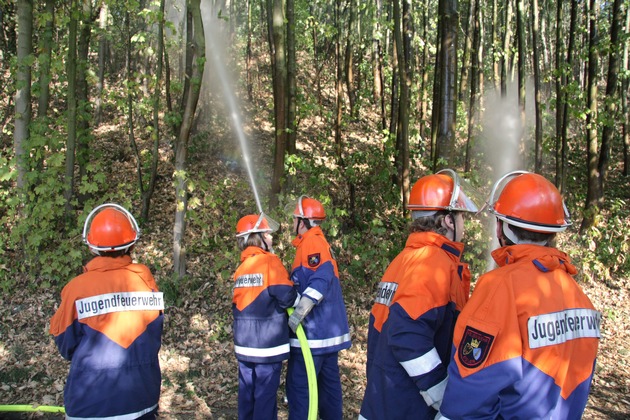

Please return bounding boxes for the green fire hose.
[287,307,318,420]
[1,311,317,419]
[0,404,65,413]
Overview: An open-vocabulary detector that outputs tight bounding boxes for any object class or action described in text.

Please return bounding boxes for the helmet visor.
[235,213,279,238]
[437,169,481,213]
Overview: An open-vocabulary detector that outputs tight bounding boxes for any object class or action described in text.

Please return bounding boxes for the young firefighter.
[439,171,601,419]
[359,169,479,420]
[50,203,164,419]
[232,214,298,420]
[286,196,351,420]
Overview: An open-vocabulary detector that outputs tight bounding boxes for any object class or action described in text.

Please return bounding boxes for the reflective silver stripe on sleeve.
[400,347,441,377]
[303,287,323,303]
[290,333,351,349]
[66,403,158,420]
[234,343,290,358]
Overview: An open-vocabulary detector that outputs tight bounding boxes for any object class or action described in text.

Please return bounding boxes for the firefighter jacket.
[290,226,351,355]
[232,246,297,363]
[49,255,164,420]
[360,231,471,420]
[440,244,601,419]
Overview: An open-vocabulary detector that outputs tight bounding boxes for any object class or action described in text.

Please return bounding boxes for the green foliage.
[569,198,630,286]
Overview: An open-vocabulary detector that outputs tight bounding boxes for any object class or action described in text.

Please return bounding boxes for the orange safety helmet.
[488,171,571,232]
[293,196,326,220]
[236,213,277,239]
[407,169,479,214]
[83,203,140,254]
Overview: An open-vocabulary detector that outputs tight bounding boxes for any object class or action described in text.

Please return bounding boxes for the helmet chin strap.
[502,222,548,246]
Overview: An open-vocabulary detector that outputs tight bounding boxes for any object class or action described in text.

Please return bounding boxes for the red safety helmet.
[489,171,571,233]
[407,169,479,213]
[293,196,326,220]
[236,213,277,239]
[83,203,140,254]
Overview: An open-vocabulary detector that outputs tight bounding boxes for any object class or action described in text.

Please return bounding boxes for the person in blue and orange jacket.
[50,203,164,420]
[232,213,298,420]
[438,171,601,420]
[286,196,351,420]
[359,169,480,420]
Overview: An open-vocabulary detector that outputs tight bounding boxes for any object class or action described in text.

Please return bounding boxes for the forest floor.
[1,92,630,420]
[1,269,629,419]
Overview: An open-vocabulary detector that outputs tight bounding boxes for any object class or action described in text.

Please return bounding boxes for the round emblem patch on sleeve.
[307,253,321,267]
[458,326,495,369]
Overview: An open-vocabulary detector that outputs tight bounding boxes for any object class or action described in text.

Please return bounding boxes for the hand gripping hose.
[287,307,318,420]
[0,404,65,413]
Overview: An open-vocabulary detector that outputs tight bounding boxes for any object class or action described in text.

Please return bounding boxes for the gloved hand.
[288,297,316,333]
[420,376,447,411]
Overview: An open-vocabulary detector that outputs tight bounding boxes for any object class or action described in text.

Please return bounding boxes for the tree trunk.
[286,0,297,154]
[581,0,600,233]
[173,0,205,277]
[554,0,564,187]
[344,0,356,119]
[64,0,78,219]
[95,1,108,125]
[434,0,458,170]
[560,0,579,193]
[516,0,526,144]
[36,0,54,119]
[531,0,543,173]
[465,0,480,173]
[127,8,143,203]
[500,0,513,98]
[597,0,623,191]
[335,0,343,165]
[458,0,473,102]
[418,2,429,140]
[269,0,287,208]
[393,0,411,210]
[373,0,386,130]
[491,0,500,92]
[14,0,32,193]
[141,0,166,222]
[76,0,97,189]
[246,0,253,101]
[623,4,629,176]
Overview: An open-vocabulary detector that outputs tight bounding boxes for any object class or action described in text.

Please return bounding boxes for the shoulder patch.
[458,326,495,369]
[307,253,321,267]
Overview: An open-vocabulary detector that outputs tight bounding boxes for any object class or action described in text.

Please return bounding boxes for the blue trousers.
[238,361,282,420]
[287,352,343,420]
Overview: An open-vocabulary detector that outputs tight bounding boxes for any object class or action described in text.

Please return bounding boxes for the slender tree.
[344,0,357,119]
[94,1,107,125]
[559,0,579,193]
[334,0,343,165]
[597,0,623,190]
[64,0,78,219]
[141,0,166,221]
[173,0,205,276]
[623,4,630,176]
[372,0,386,129]
[581,0,600,232]
[14,0,32,193]
[268,0,287,208]
[393,0,411,211]
[36,0,54,119]
[286,0,296,154]
[433,0,458,170]
[532,0,543,172]
[500,0,513,97]
[515,0,526,143]
[465,0,480,172]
